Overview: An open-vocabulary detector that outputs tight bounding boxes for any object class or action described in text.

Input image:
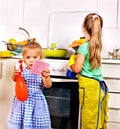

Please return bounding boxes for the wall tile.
[98,0,117,28]
[7,0,24,25]
[0,0,8,25]
[39,0,78,27]
[102,28,117,57]
[23,0,41,26]
[21,26,49,48]
[78,0,98,11]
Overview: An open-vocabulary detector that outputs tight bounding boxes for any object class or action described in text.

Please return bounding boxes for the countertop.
[102,58,120,64]
[1,54,120,64]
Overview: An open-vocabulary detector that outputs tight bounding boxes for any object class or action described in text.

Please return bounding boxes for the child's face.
[23,49,41,69]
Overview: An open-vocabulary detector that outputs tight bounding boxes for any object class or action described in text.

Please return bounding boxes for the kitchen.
[0,0,120,129]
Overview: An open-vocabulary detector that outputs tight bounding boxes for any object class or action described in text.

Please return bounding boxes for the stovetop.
[45,57,70,60]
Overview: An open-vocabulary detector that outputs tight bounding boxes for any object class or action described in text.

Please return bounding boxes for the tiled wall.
[0,0,120,58]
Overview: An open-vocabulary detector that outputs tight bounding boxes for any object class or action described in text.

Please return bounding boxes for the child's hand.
[41,69,52,88]
[13,66,21,76]
[12,66,21,81]
[41,69,50,78]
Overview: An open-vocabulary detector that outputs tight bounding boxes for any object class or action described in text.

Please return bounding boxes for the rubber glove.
[68,54,77,67]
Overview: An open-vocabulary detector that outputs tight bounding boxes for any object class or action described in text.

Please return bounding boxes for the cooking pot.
[42,48,67,58]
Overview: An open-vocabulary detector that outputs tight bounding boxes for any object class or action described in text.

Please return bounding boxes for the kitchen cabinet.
[0,57,120,129]
[0,58,18,129]
[102,60,120,129]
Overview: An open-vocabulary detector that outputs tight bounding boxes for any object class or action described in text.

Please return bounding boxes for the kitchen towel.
[31,60,50,76]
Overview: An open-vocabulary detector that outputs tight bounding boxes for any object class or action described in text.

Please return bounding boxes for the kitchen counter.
[11,54,120,64]
[102,58,120,64]
[1,53,120,64]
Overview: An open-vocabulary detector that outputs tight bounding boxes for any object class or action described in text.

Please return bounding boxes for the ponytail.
[83,13,103,69]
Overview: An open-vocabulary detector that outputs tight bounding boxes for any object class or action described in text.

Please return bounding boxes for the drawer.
[102,64,120,79]
[107,122,120,129]
[108,108,120,123]
[105,79,120,92]
[108,93,120,109]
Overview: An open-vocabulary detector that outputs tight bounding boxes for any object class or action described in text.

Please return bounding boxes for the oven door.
[43,77,79,129]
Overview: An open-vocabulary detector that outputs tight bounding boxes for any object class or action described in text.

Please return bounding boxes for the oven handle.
[50,75,78,82]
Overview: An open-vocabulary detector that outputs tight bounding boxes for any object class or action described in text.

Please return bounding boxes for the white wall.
[0,0,120,57]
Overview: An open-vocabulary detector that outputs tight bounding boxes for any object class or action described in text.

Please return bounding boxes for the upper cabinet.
[98,0,118,28]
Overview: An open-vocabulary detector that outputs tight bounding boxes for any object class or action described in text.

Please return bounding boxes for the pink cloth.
[31,60,50,76]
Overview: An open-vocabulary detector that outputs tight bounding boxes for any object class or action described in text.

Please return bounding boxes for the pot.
[42,48,67,58]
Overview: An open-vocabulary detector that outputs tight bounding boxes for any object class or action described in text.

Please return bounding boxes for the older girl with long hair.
[69,13,109,129]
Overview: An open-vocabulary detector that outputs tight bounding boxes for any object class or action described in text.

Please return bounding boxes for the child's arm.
[41,69,52,88]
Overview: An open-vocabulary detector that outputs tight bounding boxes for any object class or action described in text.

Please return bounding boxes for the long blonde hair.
[83,13,103,69]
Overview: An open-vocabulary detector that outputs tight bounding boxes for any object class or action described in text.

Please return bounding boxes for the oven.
[43,59,79,129]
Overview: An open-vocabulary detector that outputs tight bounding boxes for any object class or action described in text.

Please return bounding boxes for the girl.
[69,13,109,129]
[8,40,52,129]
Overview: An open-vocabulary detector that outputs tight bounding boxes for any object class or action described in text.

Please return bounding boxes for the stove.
[43,58,79,129]
[45,58,77,81]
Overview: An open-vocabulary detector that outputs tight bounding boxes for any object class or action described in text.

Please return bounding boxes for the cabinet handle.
[104,77,120,80]
[109,107,120,110]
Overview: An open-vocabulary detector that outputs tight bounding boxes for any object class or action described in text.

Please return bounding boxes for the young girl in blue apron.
[8,39,52,129]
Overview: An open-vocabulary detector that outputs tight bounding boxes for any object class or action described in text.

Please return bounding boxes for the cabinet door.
[102,63,120,79]
[108,122,120,129]
[108,109,120,129]
[0,59,18,129]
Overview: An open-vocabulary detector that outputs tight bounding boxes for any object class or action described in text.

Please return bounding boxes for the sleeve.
[77,42,89,57]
